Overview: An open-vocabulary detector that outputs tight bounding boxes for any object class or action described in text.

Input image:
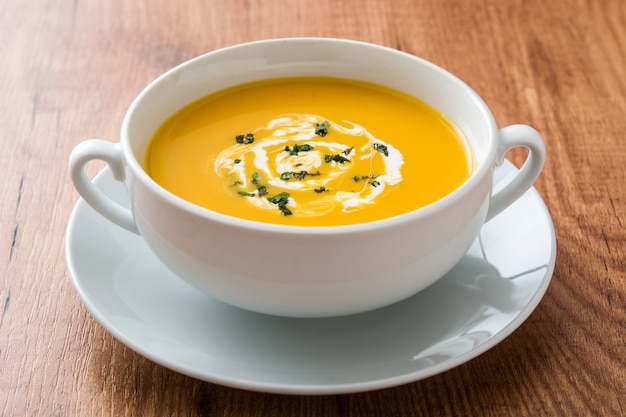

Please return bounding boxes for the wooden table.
[1,0,624,415]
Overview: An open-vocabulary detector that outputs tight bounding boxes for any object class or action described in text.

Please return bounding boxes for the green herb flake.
[267,192,290,205]
[352,174,379,182]
[278,204,292,216]
[257,186,268,197]
[373,143,389,157]
[285,143,314,156]
[315,120,331,137]
[325,154,351,164]
[235,133,254,144]
[234,159,241,164]
[267,192,292,216]
[343,146,354,156]
[369,180,381,187]
[280,170,322,181]
[237,191,256,197]
[252,172,261,184]
[313,186,328,193]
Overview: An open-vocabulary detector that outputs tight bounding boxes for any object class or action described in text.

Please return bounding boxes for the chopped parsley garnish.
[373,143,389,157]
[351,174,381,187]
[257,185,268,197]
[325,154,351,164]
[252,172,268,195]
[234,172,268,197]
[313,186,328,193]
[280,170,322,181]
[315,120,331,136]
[278,205,292,216]
[352,174,379,182]
[343,147,354,156]
[234,159,241,164]
[267,192,292,216]
[237,191,256,197]
[235,133,255,144]
[285,143,314,155]
[267,192,290,205]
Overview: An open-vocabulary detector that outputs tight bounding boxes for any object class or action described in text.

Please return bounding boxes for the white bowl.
[69,38,545,317]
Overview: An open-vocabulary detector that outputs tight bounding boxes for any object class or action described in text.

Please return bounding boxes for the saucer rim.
[65,161,556,395]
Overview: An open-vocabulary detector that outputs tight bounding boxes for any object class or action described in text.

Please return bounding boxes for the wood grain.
[1,0,624,415]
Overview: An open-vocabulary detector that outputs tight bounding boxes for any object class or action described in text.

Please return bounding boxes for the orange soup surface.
[145,77,473,226]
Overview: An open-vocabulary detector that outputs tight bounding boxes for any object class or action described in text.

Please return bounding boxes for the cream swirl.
[214,114,403,216]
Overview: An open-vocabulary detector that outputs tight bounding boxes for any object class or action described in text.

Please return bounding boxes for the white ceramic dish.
[70,38,546,317]
[66,161,555,395]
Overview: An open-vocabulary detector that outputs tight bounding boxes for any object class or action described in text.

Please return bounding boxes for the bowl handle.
[487,124,546,221]
[69,139,140,234]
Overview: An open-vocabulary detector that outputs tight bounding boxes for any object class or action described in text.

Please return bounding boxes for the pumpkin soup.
[145,77,473,226]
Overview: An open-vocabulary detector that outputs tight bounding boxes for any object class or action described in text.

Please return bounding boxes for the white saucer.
[65,161,556,395]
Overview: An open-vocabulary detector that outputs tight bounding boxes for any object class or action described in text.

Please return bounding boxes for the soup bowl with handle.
[69,38,545,318]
